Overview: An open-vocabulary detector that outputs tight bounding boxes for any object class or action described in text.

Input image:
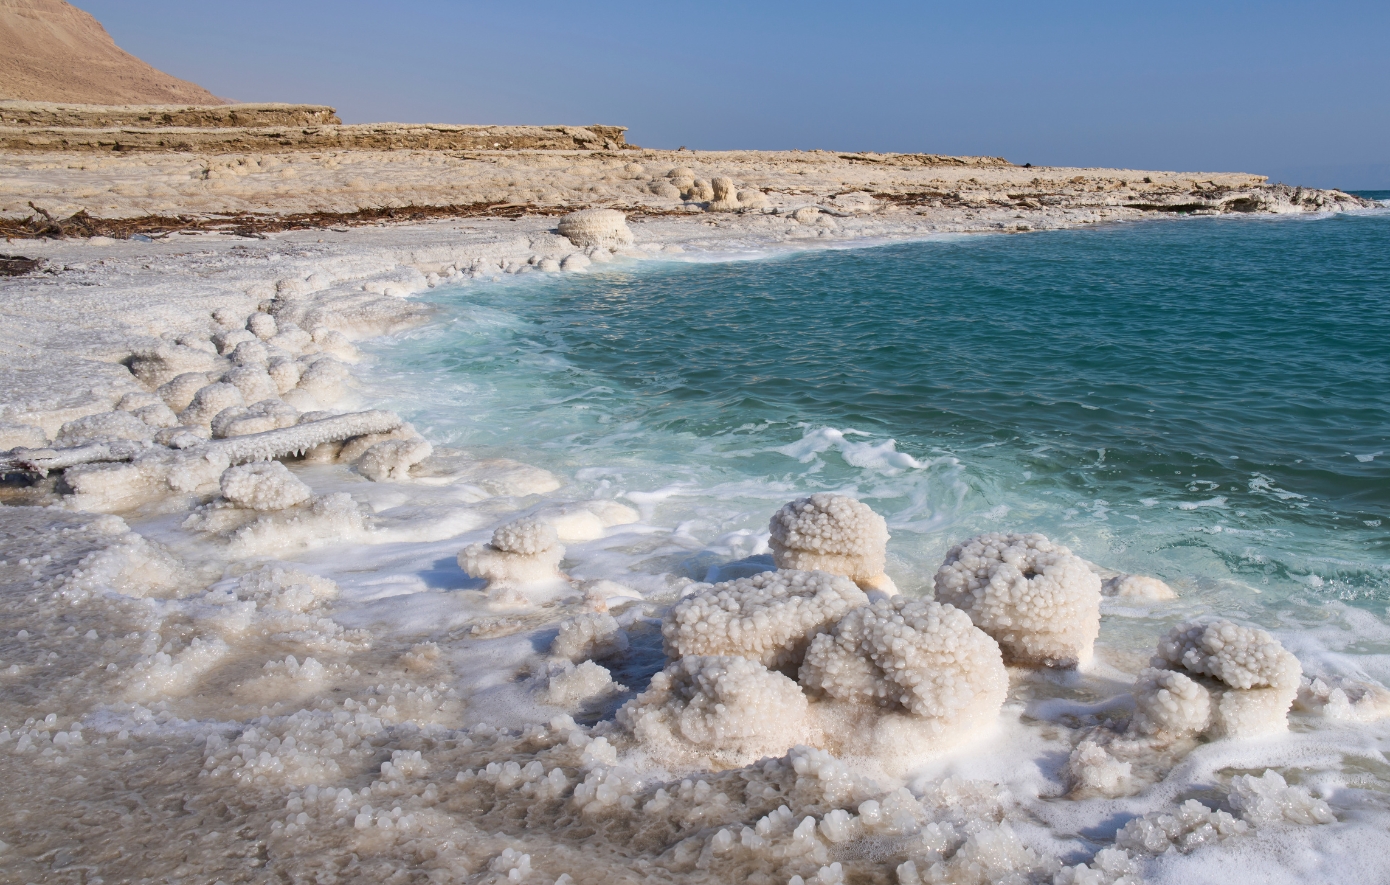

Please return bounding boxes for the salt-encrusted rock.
[211,399,299,439]
[230,339,270,368]
[618,655,810,767]
[1103,574,1177,600]
[739,189,770,210]
[213,328,257,355]
[557,209,634,250]
[129,342,226,387]
[266,357,303,394]
[551,612,629,663]
[707,176,739,211]
[1130,667,1212,737]
[354,438,433,481]
[131,402,180,428]
[0,422,48,449]
[157,372,212,412]
[1227,770,1336,826]
[55,411,154,447]
[1064,740,1135,799]
[769,494,895,593]
[116,392,163,412]
[247,312,278,340]
[219,461,313,511]
[1150,619,1302,737]
[560,253,591,272]
[792,206,822,224]
[933,532,1102,668]
[179,383,246,429]
[685,178,715,202]
[800,597,1007,742]
[268,327,313,354]
[648,180,682,199]
[458,517,565,591]
[223,365,279,404]
[296,356,350,404]
[663,569,868,671]
[542,660,625,710]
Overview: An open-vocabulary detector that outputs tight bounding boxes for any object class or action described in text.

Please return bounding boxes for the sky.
[79,1,1389,189]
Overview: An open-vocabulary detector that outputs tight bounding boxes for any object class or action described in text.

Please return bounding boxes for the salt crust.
[769,494,894,592]
[933,532,1102,668]
[662,569,868,671]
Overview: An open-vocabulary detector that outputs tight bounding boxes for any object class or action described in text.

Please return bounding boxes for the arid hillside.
[0,0,223,104]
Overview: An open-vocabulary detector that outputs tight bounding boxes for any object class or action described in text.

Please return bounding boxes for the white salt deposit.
[933,532,1102,668]
[769,494,896,593]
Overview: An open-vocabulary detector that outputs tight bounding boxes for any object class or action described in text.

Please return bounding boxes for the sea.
[361,197,1390,661]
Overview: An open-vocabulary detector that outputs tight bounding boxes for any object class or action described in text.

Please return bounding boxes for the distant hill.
[0,0,224,104]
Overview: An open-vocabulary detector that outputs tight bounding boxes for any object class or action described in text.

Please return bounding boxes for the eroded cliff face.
[0,0,224,105]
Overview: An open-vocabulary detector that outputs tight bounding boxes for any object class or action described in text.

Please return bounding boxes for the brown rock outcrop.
[0,0,224,105]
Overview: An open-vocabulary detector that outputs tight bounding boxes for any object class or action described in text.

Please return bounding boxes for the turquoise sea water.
[364,204,1390,622]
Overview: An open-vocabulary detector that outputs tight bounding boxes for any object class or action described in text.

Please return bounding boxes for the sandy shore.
[0,155,1383,883]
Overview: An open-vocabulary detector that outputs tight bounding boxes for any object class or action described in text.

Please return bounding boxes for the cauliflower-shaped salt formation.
[1130,667,1211,737]
[1150,619,1302,738]
[799,597,1007,743]
[156,372,212,412]
[557,209,634,250]
[210,399,298,439]
[458,517,565,593]
[932,532,1101,667]
[552,612,629,663]
[662,569,868,671]
[707,176,739,211]
[618,655,809,767]
[1227,769,1336,826]
[769,494,894,593]
[220,461,313,511]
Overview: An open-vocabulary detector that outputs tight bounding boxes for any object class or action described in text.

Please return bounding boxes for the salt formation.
[618,655,810,767]
[458,517,566,598]
[354,438,433,481]
[557,209,634,250]
[1149,618,1302,737]
[708,176,740,210]
[768,494,896,594]
[1129,667,1213,738]
[662,569,868,671]
[1102,573,1178,600]
[219,461,313,511]
[551,612,629,663]
[933,532,1102,667]
[799,597,1008,753]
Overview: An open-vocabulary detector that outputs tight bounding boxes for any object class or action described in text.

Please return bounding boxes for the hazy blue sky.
[80,1,1389,189]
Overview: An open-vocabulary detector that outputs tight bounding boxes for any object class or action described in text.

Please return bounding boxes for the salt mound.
[1130,667,1212,738]
[219,461,312,511]
[1150,618,1302,737]
[458,517,566,596]
[354,438,433,482]
[933,532,1101,668]
[618,655,810,768]
[662,569,868,671]
[800,597,1007,747]
[1102,573,1177,600]
[769,494,895,593]
[551,612,629,663]
[557,209,634,250]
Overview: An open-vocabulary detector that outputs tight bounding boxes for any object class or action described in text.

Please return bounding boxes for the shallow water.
[365,211,1390,632]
